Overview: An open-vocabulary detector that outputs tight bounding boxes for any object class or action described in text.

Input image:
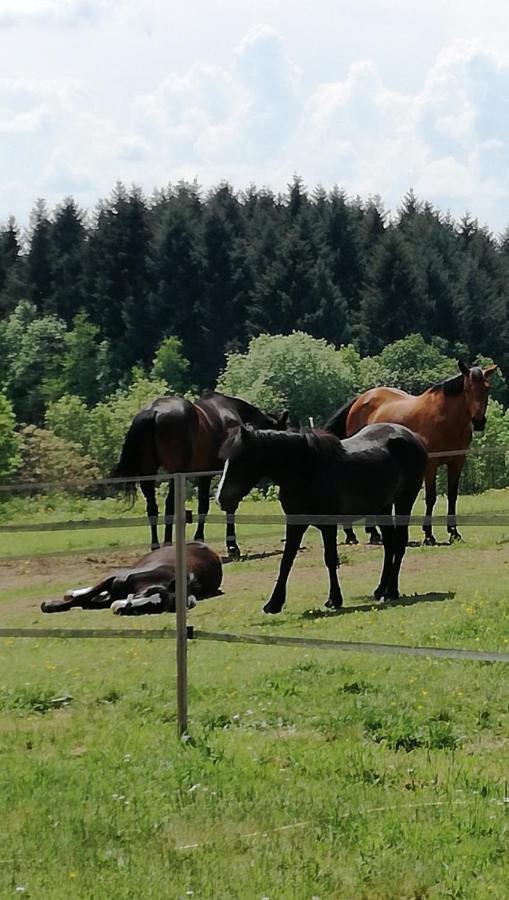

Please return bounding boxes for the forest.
[0,177,508,487]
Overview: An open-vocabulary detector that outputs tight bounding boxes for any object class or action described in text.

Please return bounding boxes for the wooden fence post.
[174,472,188,737]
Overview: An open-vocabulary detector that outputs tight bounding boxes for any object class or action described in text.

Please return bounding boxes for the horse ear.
[240,424,252,444]
[483,364,497,379]
[457,359,470,376]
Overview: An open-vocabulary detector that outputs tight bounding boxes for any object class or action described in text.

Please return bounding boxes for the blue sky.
[2,0,509,232]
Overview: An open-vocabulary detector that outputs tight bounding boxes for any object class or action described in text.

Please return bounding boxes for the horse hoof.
[324,598,343,611]
[369,534,382,546]
[263,602,283,615]
[345,535,359,545]
[227,546,241,561]
[449,531,462,544]
[373,587,384,601]
[423,536,437,547]
[111,600,131,615]
[151,543,161,552]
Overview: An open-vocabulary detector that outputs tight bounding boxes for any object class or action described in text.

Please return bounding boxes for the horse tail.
[111,408,156,505]
[325,397,358,439]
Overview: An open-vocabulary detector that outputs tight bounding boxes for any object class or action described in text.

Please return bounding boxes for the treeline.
[1,178,509,415]
[0,331,507,496]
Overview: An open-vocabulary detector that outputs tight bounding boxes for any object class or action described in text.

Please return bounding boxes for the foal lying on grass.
[41,542,223,616]
[217,423,427,614]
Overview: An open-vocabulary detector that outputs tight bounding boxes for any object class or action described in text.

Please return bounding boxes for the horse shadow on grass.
[340,539,451,549]
[297,591,455,621]
[221,549,284,566]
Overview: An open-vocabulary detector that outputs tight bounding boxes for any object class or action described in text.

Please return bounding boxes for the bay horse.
[326,361,497,545]
[112,390,288,558]
[216,423,427,613]
[41,542,223,615]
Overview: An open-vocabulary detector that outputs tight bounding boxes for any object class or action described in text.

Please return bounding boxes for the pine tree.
[48,198,87,323]
[86,184,153,378]
[0,217,22,316]
[198,184,253,384]
[359,228,425,353]
[149,195,205,385]
[27,200,53,312]
[300,256,349,344]
[321,188,366,319]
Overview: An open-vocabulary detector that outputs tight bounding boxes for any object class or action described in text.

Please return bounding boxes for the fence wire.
[0,445,508,494]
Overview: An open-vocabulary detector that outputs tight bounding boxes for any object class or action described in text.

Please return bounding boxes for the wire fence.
[2,460,509,736]
[0,443,509,495]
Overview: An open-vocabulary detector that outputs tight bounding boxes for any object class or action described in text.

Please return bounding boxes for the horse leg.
[226,513,241,561]
[446,461,463,543]
[141,481,160,550]
[366,525,382,545]
[163,479,175,545]
[423,463,438,546]
[41,577,115,613]
[320,525,343,609]
[264,524,307,614]
[344,527,359,545]
[111,584,171,616]
[373,507,395,601]
[194,476,211,542]
[384,498,414,600]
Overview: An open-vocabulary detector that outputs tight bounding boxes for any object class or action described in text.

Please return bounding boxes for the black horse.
[112,390,288,558]
[216,423,427,613]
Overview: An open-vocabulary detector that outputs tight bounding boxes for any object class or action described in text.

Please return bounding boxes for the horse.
[216,424,428,613]
[41,542,223,616]
[326,361,497,546]
[112,390,288,559]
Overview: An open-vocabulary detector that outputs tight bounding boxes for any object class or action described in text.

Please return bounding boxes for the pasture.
[1,490,509,898]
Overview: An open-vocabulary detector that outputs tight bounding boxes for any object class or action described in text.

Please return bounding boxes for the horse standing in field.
[216,423,428,613]
[41,542,223,616]
[326,361,497,546]
[112,390,288,558]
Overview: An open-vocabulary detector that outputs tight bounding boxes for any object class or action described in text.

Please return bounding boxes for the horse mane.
[429,373,465,396]
[201,389,278,426]
[220,426,344,465]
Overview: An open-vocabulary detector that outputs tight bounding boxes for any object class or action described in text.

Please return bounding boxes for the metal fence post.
[174,472,188,737]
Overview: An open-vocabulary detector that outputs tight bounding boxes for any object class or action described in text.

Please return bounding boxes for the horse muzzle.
[472,415,486,432]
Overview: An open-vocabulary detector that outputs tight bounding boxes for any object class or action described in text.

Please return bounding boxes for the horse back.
[347,387,470,454]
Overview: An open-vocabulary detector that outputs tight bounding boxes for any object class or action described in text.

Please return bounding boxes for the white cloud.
[3,22,509,233]
[0,0,107,27]
[294,41,509,230]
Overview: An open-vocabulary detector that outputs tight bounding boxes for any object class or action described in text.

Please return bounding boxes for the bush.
[459,400,509,493]
[0,392,20,482]
[16,426,100,489]
[47,372,170,476]
[217,332,358,424]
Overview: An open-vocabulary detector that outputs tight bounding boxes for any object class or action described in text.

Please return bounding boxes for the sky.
[2,0,509,232]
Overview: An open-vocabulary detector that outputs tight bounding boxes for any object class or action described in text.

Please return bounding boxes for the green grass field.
[1,489,509,898]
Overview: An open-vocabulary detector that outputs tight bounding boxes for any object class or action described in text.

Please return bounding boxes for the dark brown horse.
[217,424,427,612]
[112,390,288,558]
[41,542,223,615]
[326,361,497,545]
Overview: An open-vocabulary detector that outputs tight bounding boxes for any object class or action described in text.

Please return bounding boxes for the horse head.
[458,360,497,431]
[216,425,268,512]
[258,409,290,430]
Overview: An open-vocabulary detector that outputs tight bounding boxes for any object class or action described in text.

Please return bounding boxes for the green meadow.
[1,490,509,898]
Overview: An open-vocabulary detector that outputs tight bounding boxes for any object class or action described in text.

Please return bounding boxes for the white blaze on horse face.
[70,587,93,598]
[215,458,230,505]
